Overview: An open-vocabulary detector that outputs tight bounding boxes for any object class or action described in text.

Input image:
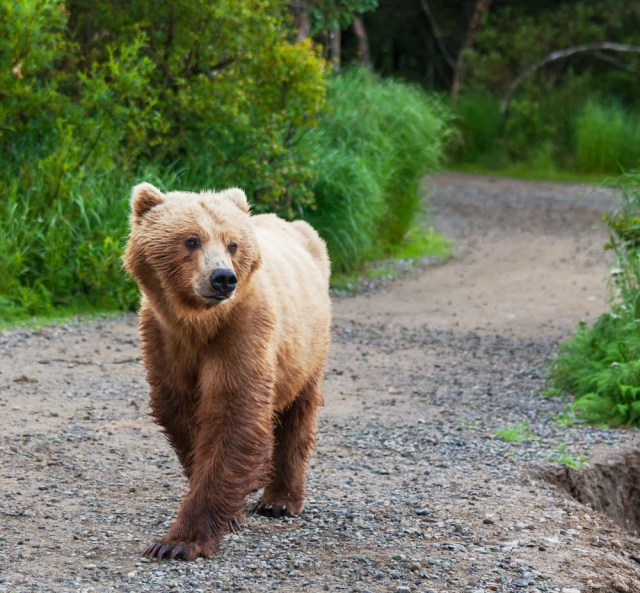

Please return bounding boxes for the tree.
[450,0,491,102]
[293,0,378,69]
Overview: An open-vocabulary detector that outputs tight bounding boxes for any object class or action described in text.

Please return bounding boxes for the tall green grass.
[303,69,451,273]
[575,99,640,174]
[452,92,640,177]
[453,92,503,165]
[548,173,640,427]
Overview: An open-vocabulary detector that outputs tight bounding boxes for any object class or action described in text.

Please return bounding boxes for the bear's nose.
[210,268,237,294]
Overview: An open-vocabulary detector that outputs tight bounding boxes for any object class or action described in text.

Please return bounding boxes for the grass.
[548,443,589,470]
[547,173,640,427]
[495,421,535,443]
[389,226,452,260]
[330,227,452,292]
[575,99,640,174]
[303,68,451,274]
[452,91,640,179]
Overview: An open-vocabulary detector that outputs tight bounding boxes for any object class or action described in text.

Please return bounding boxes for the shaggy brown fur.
[124,183,331,561]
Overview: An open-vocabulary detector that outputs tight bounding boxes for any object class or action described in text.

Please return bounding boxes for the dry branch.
[501,42,640,115]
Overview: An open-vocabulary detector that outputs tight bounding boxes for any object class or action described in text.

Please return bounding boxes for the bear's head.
[124,183,261,317]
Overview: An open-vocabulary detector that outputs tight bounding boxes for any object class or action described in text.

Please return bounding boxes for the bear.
[123,182,331,561]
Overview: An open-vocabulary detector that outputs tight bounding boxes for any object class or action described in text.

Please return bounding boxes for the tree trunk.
[351,16,371,66]
[419,0,455,69]
[330,27,341,71]
[451,0,491,103]
[289,2,310,41]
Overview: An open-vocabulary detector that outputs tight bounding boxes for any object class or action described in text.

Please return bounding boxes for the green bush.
[0,4,450,322]
[451,88,640,177]
[549,315,640,426]
[0,0,325,321]
[453,92,503,165]
[303,69,450,272]
[575,99,640,174]
[548,174,640,426]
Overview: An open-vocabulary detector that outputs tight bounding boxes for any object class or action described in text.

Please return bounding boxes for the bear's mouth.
[201,293,232,303]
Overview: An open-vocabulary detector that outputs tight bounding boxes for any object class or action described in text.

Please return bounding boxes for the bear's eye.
[184,237,201,250]
[228,242,238,255]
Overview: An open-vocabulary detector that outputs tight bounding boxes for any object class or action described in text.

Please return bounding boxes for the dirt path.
[2,173,640,593]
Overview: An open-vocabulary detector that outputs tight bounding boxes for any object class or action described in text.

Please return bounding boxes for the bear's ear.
[219,187,250,213]
[131,183,164,222]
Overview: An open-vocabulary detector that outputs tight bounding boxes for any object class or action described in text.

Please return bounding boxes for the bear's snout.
[210,268,237,299]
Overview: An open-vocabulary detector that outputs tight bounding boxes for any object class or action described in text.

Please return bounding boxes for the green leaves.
[549,176,640,428]
[0,1,450,321]
[0,0,326,320]
[308,0,379,34]
[302,68,450,273]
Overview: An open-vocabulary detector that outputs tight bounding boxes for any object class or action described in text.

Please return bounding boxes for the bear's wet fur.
[124,183,331,560]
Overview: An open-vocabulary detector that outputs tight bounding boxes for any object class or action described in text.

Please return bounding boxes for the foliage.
[0,3,451,321]
[495,421,534,443]
[0,0,326,321]
[466,0,640,99]
[451,89,640,176]
[548,174,640,427]
[68,0,327,214]
[575,99,640,174]
[308,0,378,34]
[452,92,504,165]
[443,1,640,175]
[303,68,451,273]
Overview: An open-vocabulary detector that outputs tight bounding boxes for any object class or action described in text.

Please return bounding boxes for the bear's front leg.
[144,371,274,561]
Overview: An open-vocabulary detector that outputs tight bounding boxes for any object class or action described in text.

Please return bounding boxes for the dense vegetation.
[302,70,449,272]
[0,0,449,321]
[358,0,640,176]
[548,175,640,427]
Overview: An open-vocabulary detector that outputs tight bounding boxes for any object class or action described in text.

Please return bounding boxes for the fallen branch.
[501,42,640,115]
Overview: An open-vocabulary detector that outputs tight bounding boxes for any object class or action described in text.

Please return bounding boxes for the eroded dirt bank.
[1,173,639,593]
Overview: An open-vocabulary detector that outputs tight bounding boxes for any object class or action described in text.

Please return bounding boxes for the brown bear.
[124,182,331,561]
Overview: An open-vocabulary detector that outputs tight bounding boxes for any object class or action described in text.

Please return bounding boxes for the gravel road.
[2,173,639,593]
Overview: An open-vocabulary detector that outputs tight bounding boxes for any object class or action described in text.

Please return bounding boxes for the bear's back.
[251,214,330,282]
[250,213,331,411]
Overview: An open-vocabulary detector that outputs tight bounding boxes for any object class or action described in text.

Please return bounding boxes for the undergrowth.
[1,6,450,327]
[548,173,640,427]
[303,69,451,273]
[452,91,640,177]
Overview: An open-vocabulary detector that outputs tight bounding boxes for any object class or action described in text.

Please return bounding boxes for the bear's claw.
[227,518,242,533]
[144,541,192,561]
[251,501,292,518]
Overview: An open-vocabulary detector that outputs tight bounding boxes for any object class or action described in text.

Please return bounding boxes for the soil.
[2,172,640,593]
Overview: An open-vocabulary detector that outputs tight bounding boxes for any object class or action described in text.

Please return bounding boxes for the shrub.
[575,99,640,174]
[0,6,450,321]
[303,68,451,272]
[548,173,640,426]
[453,92,503,164]
[0,0,325,321]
